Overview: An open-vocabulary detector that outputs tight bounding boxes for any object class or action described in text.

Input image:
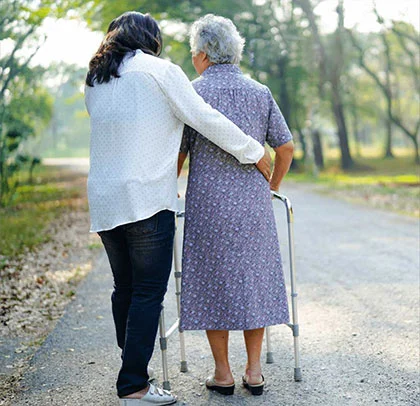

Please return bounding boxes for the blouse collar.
[201,64,242,77]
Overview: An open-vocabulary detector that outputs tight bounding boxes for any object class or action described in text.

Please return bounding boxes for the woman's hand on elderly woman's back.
[255,147,272,182]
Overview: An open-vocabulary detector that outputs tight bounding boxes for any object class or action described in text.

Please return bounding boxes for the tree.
[0,0,98,205]
[35,65,91,157]
[90,0,419,168]
[93,0,318,167]
[348,17,420,164]
[0,65,53,205]
[294,0,354,169]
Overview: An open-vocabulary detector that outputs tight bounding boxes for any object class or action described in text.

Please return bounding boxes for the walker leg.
[291,324,302,381]
[179,332,188,372]
[159,307,171,390]
[174,213,188,373]
[271,193,303,382]
[283,197,302,382]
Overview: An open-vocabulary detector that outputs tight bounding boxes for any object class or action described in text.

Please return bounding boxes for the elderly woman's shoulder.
[240,74,266,89]
[240,75,273,96]
[190,75,206,89]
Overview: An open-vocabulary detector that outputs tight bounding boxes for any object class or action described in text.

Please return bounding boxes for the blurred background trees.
[0,0,96,205]
[0,0,419,206]
[91,0,420,169]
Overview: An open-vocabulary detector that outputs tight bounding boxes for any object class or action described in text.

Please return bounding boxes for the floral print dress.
[179,64,292,331]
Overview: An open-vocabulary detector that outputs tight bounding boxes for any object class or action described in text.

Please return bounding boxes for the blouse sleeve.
[265,88,293,149]
[159,63,264,164]
[180,125,194,154]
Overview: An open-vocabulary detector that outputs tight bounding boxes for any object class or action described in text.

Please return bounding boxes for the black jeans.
[98,210,175,397]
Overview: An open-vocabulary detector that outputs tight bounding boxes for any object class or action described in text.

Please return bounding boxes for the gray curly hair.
[189,14,245,65]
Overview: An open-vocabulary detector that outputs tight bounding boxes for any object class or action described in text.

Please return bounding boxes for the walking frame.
[158,192,302,390]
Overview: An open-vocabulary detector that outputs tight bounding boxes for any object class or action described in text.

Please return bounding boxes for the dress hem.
[180,317,290,332]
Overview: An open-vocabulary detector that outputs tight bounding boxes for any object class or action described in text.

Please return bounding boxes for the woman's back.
[85,51,183,232]
[182,64,291,182]
[184,64,291,146]
[180,64,292,331]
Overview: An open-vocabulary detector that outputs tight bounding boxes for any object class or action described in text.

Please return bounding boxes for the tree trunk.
[278,56,291,124]
[411,135,420,164]
[384,116,394,158]
[295,122,307,161]
[0,127,7,206]
[382,32,394,159]
[331,85,354,169]
[351,105,362,158]
[277,55,299,170]
[311,129,324,169]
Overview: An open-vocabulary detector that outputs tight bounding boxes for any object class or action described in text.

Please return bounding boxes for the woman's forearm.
[178,152,188,177]
[270,141,294,191]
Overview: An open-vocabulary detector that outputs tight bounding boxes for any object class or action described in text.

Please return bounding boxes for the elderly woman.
[178,15,294,396]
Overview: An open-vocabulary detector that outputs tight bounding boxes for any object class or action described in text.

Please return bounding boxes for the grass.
[0,166,85,259]
[287,148,419,217]
[87,242,102,250]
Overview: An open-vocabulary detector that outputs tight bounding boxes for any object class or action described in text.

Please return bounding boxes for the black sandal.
[242,375,265,396]
[205,376,235,396]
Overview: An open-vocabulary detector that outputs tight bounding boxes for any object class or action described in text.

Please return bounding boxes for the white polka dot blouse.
[84,50,264,232]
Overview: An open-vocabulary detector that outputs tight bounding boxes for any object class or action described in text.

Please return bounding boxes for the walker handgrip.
[270,191,293,223]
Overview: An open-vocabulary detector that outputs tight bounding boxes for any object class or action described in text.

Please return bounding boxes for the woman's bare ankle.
[245,364,263,384]
[214,366,234,384]
[121,384,149,399]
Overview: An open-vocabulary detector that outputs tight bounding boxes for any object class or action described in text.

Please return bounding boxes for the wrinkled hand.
[255,147,271,182]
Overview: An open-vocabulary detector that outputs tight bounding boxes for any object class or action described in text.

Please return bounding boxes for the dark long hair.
[86,12,162,87]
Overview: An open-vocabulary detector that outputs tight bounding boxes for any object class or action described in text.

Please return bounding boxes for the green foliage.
[37,65,91,158]
[86,0,419,169]
[0,0,95,206]
[93,0,316,135]
[0,66,53,205]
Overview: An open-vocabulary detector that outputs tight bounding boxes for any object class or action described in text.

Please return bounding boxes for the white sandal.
[119,383,177,405]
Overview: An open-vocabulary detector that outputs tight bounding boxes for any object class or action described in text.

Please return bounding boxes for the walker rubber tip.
[266,352,274,364]
[180,361,188,373]
[294,367,302,382]
[163,381,171,390]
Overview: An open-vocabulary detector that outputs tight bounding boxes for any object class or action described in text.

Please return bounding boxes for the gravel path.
[12,179,419,406]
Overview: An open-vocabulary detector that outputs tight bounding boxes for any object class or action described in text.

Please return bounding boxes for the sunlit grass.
[0,166,85,258]
[289,147,419,182]
[286,148,419,217]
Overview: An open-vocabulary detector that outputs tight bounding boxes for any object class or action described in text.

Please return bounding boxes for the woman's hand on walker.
[255,147,272,182]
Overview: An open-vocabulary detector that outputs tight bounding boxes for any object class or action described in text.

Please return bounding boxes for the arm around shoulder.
[160,63,264,164]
